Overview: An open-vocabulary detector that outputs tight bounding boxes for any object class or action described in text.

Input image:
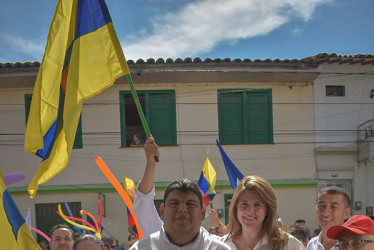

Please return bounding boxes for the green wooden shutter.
[218,90,243,144]
[148,92,176,145]
[245,90,272,143]
[218,89,273,144]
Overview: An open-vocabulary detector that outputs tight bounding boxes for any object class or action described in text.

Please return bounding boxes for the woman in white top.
[223,175,305,250]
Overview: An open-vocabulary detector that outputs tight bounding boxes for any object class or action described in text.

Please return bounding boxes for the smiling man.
[307,186,351,250]
[130,138,230,249]
[49,224,74,250]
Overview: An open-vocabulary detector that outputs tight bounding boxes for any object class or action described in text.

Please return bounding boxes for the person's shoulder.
[307,235,319,244]
[306,235,319,250]
[129,232,160,250]
[286,233,306,249]
[201,229,230,249]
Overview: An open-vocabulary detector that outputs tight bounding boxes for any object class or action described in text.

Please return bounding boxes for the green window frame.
[217,89,273,144]
[119,90,177,147]
[224,193,233,225]
[24,94,83,148]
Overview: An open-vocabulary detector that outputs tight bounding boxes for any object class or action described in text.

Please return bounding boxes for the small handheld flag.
[197,155,217,207]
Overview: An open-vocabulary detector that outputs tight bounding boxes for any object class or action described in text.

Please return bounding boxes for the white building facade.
[312,53,374,217]
[3,54,373,242]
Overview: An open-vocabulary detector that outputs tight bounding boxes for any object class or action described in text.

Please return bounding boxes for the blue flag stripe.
[3,190,25,238]
[76,0,112,38]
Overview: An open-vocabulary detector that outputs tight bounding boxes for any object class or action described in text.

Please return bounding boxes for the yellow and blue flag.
[24,0,130,198]
[0,167,41,249]
[216,139,244,189]
[197,156,217,207]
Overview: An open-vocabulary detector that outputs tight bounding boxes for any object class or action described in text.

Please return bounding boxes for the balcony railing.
[358,119,374,162]
[357,119,374,141]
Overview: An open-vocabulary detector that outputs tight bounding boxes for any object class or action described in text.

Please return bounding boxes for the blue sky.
[0,0,373,63]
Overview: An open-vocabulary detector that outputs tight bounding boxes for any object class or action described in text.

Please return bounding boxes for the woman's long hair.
[225,175,288,250]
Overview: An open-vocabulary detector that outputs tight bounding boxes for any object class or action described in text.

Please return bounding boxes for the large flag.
[24,0,130,198]
[124,176,136,227]
[0,167,41,249]
[216,139,244,189]
[197,156,217,207]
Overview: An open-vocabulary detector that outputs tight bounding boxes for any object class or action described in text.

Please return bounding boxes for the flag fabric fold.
[24,0,130,198]
[216,139,244,189]
[0,167,41,249]
[124,176,136,227]
[25,207,31,227]
[197,156,217,207]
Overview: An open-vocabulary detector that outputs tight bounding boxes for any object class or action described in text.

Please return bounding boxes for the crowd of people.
[37,137,374,249]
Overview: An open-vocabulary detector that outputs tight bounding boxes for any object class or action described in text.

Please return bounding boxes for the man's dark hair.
[317,186,351,208]
[73,235,103,250]
[295,219,306,224]
[49,224,74,238]
[290,227,309,243]
[164,178,203,207]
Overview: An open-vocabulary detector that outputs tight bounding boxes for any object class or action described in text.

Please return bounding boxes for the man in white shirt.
[307,186,351,250]
[130,138,229,250]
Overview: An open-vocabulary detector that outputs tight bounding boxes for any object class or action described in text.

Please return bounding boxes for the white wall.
[314,62,374,217]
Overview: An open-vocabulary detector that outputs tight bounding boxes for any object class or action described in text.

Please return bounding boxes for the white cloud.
[122,0,331,60]
[0,33,44,61]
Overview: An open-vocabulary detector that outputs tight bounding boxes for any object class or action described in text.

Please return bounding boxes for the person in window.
[130,134,144,147]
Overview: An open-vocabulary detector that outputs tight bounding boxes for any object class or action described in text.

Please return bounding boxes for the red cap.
[327,215,374,239]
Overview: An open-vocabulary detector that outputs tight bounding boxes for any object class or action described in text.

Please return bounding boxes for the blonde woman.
[223,175,305,250]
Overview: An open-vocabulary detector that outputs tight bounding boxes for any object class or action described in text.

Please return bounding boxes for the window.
[119,90,177,147]
[218,89,273,144]
[326,85,345,97]
[35,202,81,242]
[24,94,83,148]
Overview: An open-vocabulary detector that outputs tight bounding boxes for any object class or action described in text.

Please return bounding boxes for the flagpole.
[126,74,159,162]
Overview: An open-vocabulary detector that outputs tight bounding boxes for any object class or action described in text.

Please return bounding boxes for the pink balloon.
[4,172,25,186]
[29,226,51,242]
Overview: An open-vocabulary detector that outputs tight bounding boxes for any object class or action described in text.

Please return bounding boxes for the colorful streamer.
[80,209,100,233]
[95,156,144,238]
[56,210,95,229]
[64,202,83,235]
[57,204,101,239]
[29,226,51,242]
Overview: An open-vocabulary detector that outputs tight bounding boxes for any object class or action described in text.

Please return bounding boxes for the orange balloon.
[95,156,144,239]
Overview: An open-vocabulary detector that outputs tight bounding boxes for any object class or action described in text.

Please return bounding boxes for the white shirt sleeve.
[133,184,163,237]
